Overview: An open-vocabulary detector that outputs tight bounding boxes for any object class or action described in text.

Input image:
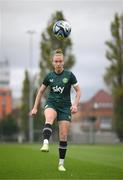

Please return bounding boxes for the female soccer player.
[30,49,81,171]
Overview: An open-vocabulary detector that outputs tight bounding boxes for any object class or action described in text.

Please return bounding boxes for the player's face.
[52,54,64,71]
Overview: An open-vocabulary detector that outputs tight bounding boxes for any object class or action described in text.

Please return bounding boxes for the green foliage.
[0,114,18,138]
[104,13,123,89]
[113,87,123,142]
[32,89,45,141]
[104,13,123,141]
[20,70,30,140]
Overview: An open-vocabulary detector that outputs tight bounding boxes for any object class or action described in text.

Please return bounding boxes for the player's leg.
[58,120,70,171]
[41,108,57,152]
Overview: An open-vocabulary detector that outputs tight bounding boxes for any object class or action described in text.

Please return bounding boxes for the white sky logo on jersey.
[52,86,64,93]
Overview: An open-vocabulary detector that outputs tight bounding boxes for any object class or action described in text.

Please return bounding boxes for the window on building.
[100,117,112,130]
[95,103,112,108]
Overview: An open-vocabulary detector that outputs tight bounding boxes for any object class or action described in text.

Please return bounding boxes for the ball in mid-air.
[53,20,71,40]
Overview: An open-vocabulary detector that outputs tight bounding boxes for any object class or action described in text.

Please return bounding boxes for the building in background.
[0,89,12,118]
[80,89,113,131]
[71,90,117,144]
[0,60,12,119]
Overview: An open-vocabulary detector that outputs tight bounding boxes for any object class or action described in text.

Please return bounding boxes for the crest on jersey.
[62,78,68,83]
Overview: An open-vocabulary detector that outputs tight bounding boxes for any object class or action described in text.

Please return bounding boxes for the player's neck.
[55,68,64,74]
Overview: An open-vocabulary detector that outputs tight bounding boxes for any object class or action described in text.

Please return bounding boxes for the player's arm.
[71,84,81,113]
[29,84,47,116]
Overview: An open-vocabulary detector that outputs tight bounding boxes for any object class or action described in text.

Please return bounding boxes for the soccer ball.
[53,20,71,40]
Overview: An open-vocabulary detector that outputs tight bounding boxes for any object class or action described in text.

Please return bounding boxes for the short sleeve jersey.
[43,70,78,105]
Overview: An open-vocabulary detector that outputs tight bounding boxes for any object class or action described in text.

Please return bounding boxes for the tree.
[39,11,76,139]
[33,89,45,141]
[39,11,75,82]
[20,70,30,140]
[0,114,18,141]
[21,70,44,141]
[104,13,123,142]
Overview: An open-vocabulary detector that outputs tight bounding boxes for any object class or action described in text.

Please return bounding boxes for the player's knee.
[45,115,54,124]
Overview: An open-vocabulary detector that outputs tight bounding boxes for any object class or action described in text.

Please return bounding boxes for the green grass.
[0,144,123,179]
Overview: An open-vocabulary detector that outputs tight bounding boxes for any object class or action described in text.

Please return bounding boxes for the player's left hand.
[70,104,78,114]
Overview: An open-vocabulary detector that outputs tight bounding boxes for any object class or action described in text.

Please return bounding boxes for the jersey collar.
[54,69,64,75]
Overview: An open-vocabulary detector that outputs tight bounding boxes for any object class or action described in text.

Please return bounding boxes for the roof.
[89,89,112,103]
[0,88,12,96]
[81,89,112,110]
[0,88,11,92]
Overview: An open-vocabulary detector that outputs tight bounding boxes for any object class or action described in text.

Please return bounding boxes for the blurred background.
[0,0,123,144]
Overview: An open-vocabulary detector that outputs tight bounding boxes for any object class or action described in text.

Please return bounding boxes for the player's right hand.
[29,108,38,117]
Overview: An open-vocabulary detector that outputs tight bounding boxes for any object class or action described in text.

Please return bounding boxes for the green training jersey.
[43,70,78,105]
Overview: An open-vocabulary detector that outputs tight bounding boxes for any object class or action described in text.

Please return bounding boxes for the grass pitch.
[0,143,123,179]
